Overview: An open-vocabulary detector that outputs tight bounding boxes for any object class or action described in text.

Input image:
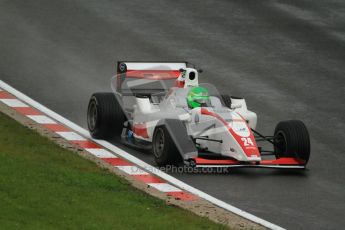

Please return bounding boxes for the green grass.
[0,112,227,230]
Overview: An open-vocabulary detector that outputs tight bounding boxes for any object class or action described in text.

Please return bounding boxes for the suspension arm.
[251,129,275,145]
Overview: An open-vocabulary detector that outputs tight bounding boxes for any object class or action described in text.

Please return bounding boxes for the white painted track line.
[148,183,182,192]
[56,131,87,141]
[27,115,57,124]
[84,148,117,158]
[0,98,28,107]
[0,80,285,230]
[117,166,149,175]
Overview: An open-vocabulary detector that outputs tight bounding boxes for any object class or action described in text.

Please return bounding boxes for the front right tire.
[221,94,232,108]
[274,120,310,164]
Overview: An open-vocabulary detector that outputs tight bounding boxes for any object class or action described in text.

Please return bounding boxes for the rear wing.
[117,61,187,74]
[115,61,187,93]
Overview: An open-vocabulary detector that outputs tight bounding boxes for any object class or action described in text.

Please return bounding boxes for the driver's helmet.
[187,86,211,108]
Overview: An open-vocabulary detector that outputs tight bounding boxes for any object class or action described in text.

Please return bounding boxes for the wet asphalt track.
[1,0,345,229]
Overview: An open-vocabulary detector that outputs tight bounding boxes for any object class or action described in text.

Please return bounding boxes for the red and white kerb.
[0,87,197,201]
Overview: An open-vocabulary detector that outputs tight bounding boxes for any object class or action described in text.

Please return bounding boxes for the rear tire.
[87,92,126,139]
[274,120,310,164]
[152,126,182,166]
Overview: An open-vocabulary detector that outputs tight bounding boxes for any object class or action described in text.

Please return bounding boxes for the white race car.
[87,62,310,169]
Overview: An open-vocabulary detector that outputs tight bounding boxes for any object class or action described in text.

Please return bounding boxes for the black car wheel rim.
[154,129,165,158]
[275,131,287,156]
[88,100,97,130]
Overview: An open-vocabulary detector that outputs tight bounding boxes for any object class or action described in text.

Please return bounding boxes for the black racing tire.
[221,94,232,108]
[87,92,126,139]
[152,126,182,166]
[274,120,310,164]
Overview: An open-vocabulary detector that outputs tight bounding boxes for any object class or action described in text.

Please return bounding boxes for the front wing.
[190,157,306,169]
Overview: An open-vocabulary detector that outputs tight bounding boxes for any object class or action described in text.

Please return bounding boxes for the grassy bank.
[0,112,227,230]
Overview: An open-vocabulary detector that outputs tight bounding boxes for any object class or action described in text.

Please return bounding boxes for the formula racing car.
[87,62,310,169]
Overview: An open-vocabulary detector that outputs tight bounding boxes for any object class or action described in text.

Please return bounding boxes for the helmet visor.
[194,96,211,107]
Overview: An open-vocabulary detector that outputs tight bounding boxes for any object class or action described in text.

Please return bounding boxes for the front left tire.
[152,126,182,166]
